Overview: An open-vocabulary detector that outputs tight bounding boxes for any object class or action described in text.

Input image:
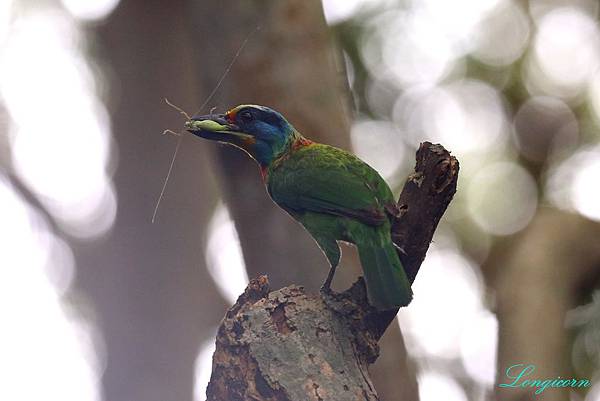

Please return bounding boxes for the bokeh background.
[1,0,600,400]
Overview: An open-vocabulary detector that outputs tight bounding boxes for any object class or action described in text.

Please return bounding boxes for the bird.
[186,105,412,310]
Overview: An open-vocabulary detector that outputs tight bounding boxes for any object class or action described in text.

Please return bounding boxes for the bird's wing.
[268,144,393,226]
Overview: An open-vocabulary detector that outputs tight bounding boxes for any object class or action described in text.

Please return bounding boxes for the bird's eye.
[239,110,254,122]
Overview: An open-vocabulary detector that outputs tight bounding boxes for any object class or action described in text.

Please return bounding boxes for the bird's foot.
[320,265,336,294]
[320,283,344,313]
[320,283,332,295]
[320,266,342,312]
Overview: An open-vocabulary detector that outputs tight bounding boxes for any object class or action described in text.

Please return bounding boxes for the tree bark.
[206,142,459,400]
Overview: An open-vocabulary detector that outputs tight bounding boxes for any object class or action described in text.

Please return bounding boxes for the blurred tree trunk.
[187,1,419,400]
[484,208,600,401]
[72,1,228,401]
[187,0,357,291]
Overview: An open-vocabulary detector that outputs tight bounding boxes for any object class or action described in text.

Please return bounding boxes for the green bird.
[186,105,412,310]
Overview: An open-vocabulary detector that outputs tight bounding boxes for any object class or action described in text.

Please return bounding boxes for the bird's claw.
[320,283,332,294]
[321,265,336,294]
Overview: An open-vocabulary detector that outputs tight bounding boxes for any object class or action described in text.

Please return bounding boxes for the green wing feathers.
[268,143,413,310]
[269,144,395,226]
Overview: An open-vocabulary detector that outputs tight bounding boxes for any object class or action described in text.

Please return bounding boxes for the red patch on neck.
[262,135,313,182]
[260,165,269,181]
[292,136,313,151]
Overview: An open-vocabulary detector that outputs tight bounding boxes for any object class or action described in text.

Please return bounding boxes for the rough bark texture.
[207,278,379,401]
[206,142,459,400]
[392,143,460,283]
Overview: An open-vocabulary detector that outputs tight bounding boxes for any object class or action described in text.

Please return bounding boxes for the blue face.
[231,106,295,164]
[188,105,298,166]
[233,106,291,140]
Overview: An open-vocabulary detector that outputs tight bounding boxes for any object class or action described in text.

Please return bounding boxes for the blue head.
[186,105,298,166]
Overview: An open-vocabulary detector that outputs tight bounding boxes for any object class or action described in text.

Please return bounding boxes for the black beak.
[191,113,229,125]
[185,113,252,143]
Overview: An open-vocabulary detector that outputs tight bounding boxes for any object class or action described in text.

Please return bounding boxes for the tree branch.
[206,142,459,401]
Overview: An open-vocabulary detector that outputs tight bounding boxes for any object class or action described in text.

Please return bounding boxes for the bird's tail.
[355,229,413,310]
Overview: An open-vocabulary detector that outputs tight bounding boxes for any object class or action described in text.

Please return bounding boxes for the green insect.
[186,105,412,310]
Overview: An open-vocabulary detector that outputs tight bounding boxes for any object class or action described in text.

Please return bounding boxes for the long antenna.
[165,97,192,120]
[192,25,260,117]
[151,26,260,224]
[151,135,182,223]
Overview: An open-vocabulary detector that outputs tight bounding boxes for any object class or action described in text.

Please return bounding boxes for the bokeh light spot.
[206,203,249,304]
[546,145,600,221]
[460,310,498,386]
[194,334,217,401]
[418,371,468,401]
[60,0,120,22]
[0,10,115,238]
[513,96,578,162]
[589,72,600,126]
[350,119,405,181]
[393,80,506,155]
[526,7,600,98]
[0,175,101,401]
[398,246,484,358]
[572,157,600,221]
[472,0,530,66]
[529,0,599,23]
[467,162,538,235]
[381,10,456,87]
